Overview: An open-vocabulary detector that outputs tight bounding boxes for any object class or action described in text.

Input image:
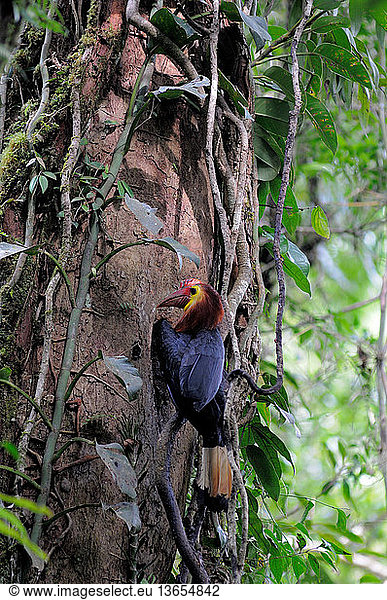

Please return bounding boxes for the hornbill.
[154,278,232,512]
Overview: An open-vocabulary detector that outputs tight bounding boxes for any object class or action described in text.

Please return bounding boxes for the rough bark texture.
[0,0,215,583]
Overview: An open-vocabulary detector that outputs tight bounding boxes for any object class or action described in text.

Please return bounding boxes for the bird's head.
[157,278,224,333]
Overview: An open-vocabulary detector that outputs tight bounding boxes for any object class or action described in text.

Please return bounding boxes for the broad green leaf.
[96,442,137,499]
[269,554,286,583]
[254,134,281,181]
[306,93,338,153]
[151,76,210,101]
[370,8,387,31]
[238,11,271,51]
[296,522,312,539]
[315,43,372,89]
[322,536,352,555]
[283,254,311,295]
[311,16,350,33]
[0,366,11,381]
[332,28,351,51]
[292,555,306,580]
[253,423,295,472]
[301,500,314,523]
[311,205,331,238]
[39,174,48,194]
[103,355,143,397]
[0,242,38,261]
[267,25,287,40]
[252,427,282,478]
[287,240,310,277]
[249,512,263,541]
[152,237,200,269]
[255,97,290,137]
[150,8,199,47]
[124,193,164,235]
[104,501,141,534]
[262,66,296,103]
[270,177,300,235]
[246,444,280,501]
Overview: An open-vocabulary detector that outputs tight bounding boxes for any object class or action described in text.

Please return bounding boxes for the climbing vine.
[0,0,385,586]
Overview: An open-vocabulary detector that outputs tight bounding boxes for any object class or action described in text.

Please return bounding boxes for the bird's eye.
[190,287,197,295]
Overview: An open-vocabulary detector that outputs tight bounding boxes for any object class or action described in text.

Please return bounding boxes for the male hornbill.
[155,278,232,512]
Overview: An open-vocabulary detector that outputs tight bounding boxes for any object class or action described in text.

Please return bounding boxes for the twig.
[25,1,57,140]
[155,413,209,583]
[258,0,313,396]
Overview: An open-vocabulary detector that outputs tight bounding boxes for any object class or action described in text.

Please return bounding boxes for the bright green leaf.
[311,205,331,239]
[306,93,338,153]
[246,444,280,501]
[315,43,372,89]
[311,16,351,33]
[255,97,290,137]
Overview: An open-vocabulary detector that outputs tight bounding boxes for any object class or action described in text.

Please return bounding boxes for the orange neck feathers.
[157,279,224,334]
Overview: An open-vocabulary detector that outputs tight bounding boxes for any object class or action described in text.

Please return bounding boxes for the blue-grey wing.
[179,330,225,411]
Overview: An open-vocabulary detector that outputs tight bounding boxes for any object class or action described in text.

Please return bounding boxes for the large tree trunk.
[0,0,257,584]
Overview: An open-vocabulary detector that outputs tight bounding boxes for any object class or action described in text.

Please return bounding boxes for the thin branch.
[257,0,313,396]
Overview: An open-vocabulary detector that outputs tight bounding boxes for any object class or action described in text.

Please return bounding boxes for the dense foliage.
[0,0,386,585]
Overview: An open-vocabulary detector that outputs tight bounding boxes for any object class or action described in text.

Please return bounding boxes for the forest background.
[0,0,386,586]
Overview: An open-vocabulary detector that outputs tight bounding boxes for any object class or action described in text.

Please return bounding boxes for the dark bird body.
[155,279,232,511]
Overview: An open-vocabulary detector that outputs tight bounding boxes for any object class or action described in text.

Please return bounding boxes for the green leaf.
[95,442,137,499]
[267,25,287,41]
[308,553,320,577]
[301,500,314,523]
[103,355,142,397]
[152,237,200,269]
[246,444,280,501]
[252,427,282,478]
[283,256,311,295]
[254,134,281,181]
[252,422,295,472]
[269,554,285,583]
[124,193,164,235]
[29,174,39,194]
[218,70,251,119]
[311,16,351,33]
[306,93,337,153]
[360,574,382,583]
[336,508,348,530]
[0,493,52,516]
[0,442,18,461]
[151,76,210,101]
[255,97,290,137]
[0,242,38,261]
[292,555,306,580]
[220,1,241,22]
[315,43,372,89]
[150,8,199,47]
[270,177,300,235]
[296,522,312,540]
[0,366,11,381]
[369,7,387,31]
[311,206,331,239]
[39,174,48,194]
